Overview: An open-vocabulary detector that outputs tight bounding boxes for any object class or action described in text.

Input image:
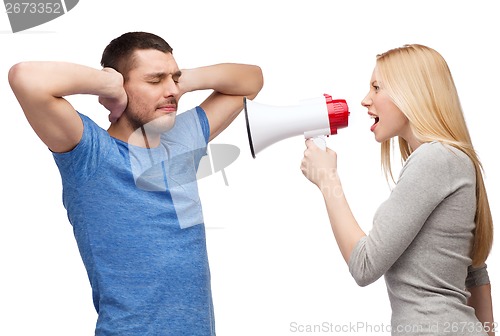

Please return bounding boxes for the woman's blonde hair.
[376,44,493,267]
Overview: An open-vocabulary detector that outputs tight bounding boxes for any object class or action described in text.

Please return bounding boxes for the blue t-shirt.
[53,107,215,335]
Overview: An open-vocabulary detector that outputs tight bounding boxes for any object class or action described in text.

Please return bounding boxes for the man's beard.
[126,112,177,148]
[125,100,177,135]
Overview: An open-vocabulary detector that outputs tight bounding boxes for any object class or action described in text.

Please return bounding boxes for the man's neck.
[108,122,161,148]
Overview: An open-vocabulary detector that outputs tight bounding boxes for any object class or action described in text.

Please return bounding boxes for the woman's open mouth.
[370,115,379,132]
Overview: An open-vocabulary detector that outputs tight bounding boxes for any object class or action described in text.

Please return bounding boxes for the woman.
[301,44,495,335]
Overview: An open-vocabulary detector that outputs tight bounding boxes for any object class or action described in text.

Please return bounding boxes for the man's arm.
[178,63,263,142]
[8,62,127,153]
[468,284,495,336]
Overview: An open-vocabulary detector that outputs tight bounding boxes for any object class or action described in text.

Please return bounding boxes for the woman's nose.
[361,93,371,108]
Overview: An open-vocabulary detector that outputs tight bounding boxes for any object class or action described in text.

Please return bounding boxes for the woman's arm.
[468,283,495,336]
[301,141,366,263]
[301,141,456,287]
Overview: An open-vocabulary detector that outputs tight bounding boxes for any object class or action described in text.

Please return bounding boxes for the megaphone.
[244,94,349,158]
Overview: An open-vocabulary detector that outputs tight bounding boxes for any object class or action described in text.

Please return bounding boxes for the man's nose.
[164,77,179,97]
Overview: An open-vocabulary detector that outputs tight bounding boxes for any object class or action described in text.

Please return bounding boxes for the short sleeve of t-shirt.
[52,113,113,186]
[53,107,209,181]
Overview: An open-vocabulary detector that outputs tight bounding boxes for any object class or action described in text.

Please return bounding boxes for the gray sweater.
[349,141,490,335]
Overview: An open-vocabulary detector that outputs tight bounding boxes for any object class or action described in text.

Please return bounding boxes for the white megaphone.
[244,94,349,158]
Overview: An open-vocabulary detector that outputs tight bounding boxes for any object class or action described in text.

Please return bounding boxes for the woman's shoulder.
[402,141,474,178]
[409,141,470,164]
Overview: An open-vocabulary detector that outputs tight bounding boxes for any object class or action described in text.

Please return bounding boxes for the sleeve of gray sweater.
[466,264,490,288]
[347,142,489,288]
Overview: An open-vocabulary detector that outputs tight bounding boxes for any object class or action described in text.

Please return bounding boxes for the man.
[9,31,263,335]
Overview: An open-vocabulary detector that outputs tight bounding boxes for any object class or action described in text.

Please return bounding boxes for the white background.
[1,0,499,335]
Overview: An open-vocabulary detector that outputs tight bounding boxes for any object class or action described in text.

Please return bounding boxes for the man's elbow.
[247,65,264,100]
[8,62,29,93]
[9,62,56,104]
[8,62,44,99]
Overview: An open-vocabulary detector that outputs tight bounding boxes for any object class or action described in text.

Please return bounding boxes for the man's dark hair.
[100,32,173,79]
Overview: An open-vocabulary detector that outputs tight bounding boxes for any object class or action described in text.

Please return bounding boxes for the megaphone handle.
[312,135,326,151]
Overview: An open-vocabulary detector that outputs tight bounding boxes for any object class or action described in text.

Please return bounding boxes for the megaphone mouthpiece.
[324,94,350,135]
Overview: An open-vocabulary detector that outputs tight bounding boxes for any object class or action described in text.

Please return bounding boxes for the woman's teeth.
[370,115,379,124]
